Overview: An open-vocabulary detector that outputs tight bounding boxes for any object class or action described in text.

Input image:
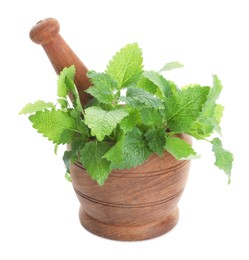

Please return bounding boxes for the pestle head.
[30,18,60,45]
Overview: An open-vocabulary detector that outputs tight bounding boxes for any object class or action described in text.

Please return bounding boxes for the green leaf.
[85,97,100,108]
[123,87,164,109]
[103,135,125,165]
[159,62,184,72]
[58,129,76,144]
[71,135,86,153]
[120,109,140,133]
[57,65,83,113]
[65,171,72,182]
[57,98,68,109]
[19,100,55,115]
[29,110,76,144]
[165,86,209,132]
[86,71,118,104]
[140,108,164,127]
[145,129,166,156]
[57,65,76,98]
[164,136,198,160]
[168,80,179,94]
[63,150,73,173]
[108,128,152,169]
[212,138,233,183]
[187,75,223,138]
[69,134,87,163]
[54,144,59,155]
[143,71,172,97]
[64,76,83,114]
[68,109,79,119]
[197,75,223,122]
[106,43,143,88]
[187,104,224,139]
[203,75,223,115]
[186,120,213,140]
[136,76,158,94]
[84,106,128,141]
[75,117,90,137]
[80,141,112,185]
[213,104,224,134]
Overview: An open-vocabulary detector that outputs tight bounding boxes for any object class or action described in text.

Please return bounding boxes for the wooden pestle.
[29,18,92,106]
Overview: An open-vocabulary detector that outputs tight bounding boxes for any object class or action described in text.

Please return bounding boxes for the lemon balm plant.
[20,41,234,240]
[20,43,233,185]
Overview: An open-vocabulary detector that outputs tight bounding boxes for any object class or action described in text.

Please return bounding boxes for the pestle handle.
[29,18,91,106]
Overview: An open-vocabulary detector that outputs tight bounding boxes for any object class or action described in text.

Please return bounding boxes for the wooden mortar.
[70,134,191,241]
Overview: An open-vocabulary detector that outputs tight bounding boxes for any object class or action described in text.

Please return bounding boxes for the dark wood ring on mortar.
[73,160,189,178]
[74,187,184,208]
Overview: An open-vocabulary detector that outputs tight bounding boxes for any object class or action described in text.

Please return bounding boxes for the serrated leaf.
[204,75,223,114]
[213,104,224,134]
[197,75,223,121]
[136,76,158,94]
[86,71,118,104]
[120,109,140,133]
[187,75,223,138]
[145,129,166,156]
[29,110,76,144]
[109,128,152,169]
[69,134,87,163]
[58,129,76,144]
[65,76,83,114]
[57,65,76,98]
[187,120,213,140]
[71,135,86,154]
[159,62,184,72]
[19,100,55,115]
[84,106,128,141]
[140,108,164,127]
[80,141,112,185]
[164,136,198,160]
[165,86,209,132]
[103,135,124,165]
[68,109,78,119]
[188,104,224,139]
[168,80,179,94]
[123,87,164,109]
[143,71,172,97]
[212,138,233,183]
[75,117,90,137]
[154,80,179,99]
[182,83,201,90]
[106,43,143,88]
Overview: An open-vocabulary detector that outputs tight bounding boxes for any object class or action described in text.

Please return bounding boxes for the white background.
[1,0,248,259]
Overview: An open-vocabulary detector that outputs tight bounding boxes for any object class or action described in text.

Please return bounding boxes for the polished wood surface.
[29,18,91,106]
[70,134,191,241]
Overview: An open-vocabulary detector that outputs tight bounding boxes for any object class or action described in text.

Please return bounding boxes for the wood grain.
[29,18,91,106]
[70,134,191,241]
